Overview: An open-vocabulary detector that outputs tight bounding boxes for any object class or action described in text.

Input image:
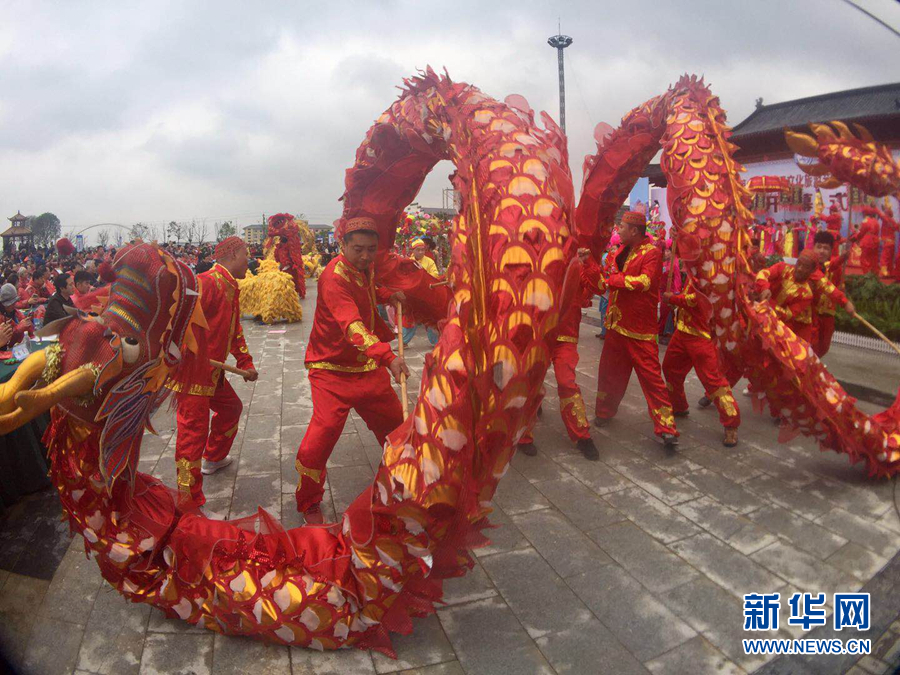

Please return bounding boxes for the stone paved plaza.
[2,287,900,674]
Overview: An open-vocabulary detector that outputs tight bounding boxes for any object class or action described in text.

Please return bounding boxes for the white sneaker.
[201,456,233,475]
[741,388,749,396]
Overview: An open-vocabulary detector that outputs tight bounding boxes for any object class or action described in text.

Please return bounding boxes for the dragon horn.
[0,350,47,416]
[784,129,819,157]
[810,122,837,140]
[0,367,98,434]
[830,120,854,141]
[852,123,875,143]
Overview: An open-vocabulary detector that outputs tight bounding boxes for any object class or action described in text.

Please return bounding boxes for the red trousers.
[174,378,243,506]
[295,368,403,512]
[812,314,835,357]
[595,330,677,436]
[786,320,814,344]
[521,340,590,445]
[662,330,740,429]
[861,246,879,275]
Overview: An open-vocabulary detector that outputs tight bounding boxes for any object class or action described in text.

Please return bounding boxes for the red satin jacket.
[168,264,253,396]
[755,262,847,326]
[305,255,396,373]
[668,278,712,340]
[600,236,663,341]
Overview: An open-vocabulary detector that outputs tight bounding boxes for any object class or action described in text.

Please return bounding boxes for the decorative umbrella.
[746,175,792,194]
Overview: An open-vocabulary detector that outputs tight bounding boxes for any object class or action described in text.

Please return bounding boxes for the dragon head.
[0,243,203,488]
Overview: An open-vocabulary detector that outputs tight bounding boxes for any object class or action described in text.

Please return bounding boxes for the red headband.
[621,210,646,228]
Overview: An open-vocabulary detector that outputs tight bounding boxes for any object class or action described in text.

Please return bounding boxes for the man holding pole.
[295,218,408,524]
[167,236,258,507]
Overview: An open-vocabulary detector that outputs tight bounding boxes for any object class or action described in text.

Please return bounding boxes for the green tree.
[30,212,61,248]
[217,221,237,241]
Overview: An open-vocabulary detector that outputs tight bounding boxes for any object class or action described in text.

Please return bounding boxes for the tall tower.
[547,26,573,134]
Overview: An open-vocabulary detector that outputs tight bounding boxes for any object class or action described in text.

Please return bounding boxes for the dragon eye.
[122,337,141,364]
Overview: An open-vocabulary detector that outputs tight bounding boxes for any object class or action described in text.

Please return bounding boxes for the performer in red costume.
[662,277,740,447]
[811,231,850,357]
[853,212,881,275]
[591,211,678,449]
[275,235,306,299]
[517,248,599,461]
[296,218,408,524]
[168,236,258,506]
[873,203,899,278]
[756,249,856,344]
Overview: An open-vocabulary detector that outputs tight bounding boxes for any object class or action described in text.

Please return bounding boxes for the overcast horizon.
[2,0,899,243]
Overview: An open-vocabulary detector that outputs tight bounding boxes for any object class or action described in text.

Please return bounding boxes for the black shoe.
[537,406,544,418]
[518,443,538,457]
[661,433,679,452]
[674,410,690,418]
[593,417,610,428]
[698,396,712,408]
[577,438,599,461]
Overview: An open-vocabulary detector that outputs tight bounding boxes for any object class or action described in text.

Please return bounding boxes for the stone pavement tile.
[0,572,50,668]
[673,496,777,555]
[680,445,763,484]
[282,449,300,494]
[751,541,857,598]
[371,614,456,673]
[440,560,497,606]
[475,505,529,558]
[826,542,890,582]
[480,547,593,638]
[250,394,283,417]
[535,617,650,675]
[743,474,832,521]
[659,576,771,672]
[140,632,213,674]
[396,662,465,675]
[567,564,697,661]
[282,404,314,426]
[202,498,232,521]
[669,533,784,598]
[230,472,281,519]
[604,487,702,544]
[77,586,151,674]
[280,424,309,454]
[326,433,369,469]
[199,460,240,500]
[871,622,900,666]
[38,542,104,625]
[817,508,900,559]
[556,454,633,496]
[876,509,900,535]
[616,433,701,476]
[511,508,613,578]
[289,644,376,674]
[212,632,290,674]
[805,478,895,521]
[239,437,283,476]
[437,596,554,675]
[492,468,551,515]
[607,460,700,505]
[644,635,743,675]
[680,468,766,515]
[588,521,698,593]
[532,475,625,532]
[748,505,848,559]
[510,449,570,483]
[148,607,208,634]
[329,464,375,514]
[21,617,84,675]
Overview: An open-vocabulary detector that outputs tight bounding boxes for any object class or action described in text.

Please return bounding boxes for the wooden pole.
[853,314,900,359]
[209,359,252,379]
[666,251,677,293]
[395,301,409,420]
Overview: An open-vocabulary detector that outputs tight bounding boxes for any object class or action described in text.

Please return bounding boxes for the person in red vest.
[662,277,740,447]
[853,212,881,275]
[756,249,856,344]
[295,217,408,524]
[592,211,678,450]
[517,248,599,461]
[167,236,258,506]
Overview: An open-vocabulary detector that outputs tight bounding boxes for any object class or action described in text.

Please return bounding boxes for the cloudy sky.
[1,0,898,242]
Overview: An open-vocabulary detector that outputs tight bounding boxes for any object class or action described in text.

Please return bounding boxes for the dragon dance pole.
[853,314,900,359]
[395,301,409,420]
[209,359,252,379]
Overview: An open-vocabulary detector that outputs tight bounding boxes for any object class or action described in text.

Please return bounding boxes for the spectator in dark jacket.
[44,273,76,325]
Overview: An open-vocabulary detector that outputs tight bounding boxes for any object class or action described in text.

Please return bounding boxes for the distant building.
[1,211,33,253]
[243,223,265,246]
